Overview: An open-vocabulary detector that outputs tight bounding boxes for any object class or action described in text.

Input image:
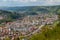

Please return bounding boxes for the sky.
[0,0,60,7]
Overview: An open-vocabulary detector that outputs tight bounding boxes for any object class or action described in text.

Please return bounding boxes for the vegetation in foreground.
[30,21,60,40]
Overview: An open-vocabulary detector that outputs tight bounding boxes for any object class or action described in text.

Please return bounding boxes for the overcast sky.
[0,0,60,7]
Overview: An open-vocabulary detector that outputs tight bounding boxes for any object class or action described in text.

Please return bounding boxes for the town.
[0,13,58,40]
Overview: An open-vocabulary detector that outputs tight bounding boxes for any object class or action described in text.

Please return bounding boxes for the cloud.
[0,0,60,6]
[41,0,60,5]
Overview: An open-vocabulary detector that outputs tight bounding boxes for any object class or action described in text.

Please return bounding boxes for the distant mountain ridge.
[0,6,60,12]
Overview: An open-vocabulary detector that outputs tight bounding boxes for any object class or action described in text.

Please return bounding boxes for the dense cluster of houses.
[0,14,58,40]
[0,16,4,20]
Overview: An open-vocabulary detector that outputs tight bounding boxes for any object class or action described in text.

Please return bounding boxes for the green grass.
[30,21,60,40]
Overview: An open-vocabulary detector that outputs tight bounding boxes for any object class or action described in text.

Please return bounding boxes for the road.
[25,25,45,37]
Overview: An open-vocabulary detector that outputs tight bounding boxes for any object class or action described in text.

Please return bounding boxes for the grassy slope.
[30,21,60,40]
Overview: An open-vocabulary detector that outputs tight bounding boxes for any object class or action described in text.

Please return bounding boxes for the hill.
[0,5,60,24]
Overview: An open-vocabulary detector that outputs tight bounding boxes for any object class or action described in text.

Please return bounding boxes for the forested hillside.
[0,5,60,24]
